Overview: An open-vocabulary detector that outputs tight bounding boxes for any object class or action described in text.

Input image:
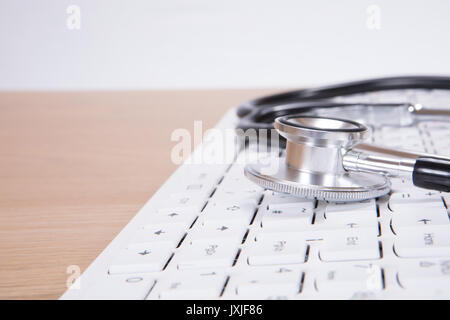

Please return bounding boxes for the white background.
[1,0,449,90]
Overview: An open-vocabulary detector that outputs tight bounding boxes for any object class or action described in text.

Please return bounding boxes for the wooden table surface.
[0,89,281,299]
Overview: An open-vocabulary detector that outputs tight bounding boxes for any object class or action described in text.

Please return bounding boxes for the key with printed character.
[315,264,383,298]
[176,240,239,269]
[390,207,450,235]
[83,274,156,300]
[319,231,380,262]
[146,208,198,229]
[132,224,186,247]
[230,268,303,298]
[108,243,173,275]
[394,225,450,258]
[149,271,228,299]
[187,221,248,245]
[261,206,313,230]
[246,237,307,266]
[200,200,256,225]
[397,260,450,291]
[261,191,315,211]
[389,191,444,212]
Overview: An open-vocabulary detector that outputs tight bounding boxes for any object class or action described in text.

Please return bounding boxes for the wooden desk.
[0,89,280,299]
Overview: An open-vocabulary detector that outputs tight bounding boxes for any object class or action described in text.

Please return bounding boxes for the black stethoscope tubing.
[236,76,450,131]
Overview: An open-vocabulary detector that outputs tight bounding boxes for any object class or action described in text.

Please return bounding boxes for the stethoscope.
[237,76,450,202]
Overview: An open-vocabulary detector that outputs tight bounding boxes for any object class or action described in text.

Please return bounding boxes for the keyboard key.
[220,174,263,191]
[318,226,379,239]
[201,200,256,225]
[385,139,422,149]
[319,231,380,262]
[247,238,307,266]
[255,230,312,242]
[108,244,173,275]
[315,219,378,236]
[261,191,315,211]
[316,202,378,235]
[168,179,216,199]
[232,268,303,298]
[389,191,443,212]
[391,207,450,235]
[254,227,373,243]
[212,186,262,205]
[175,164,226,183]
[380,127,421,141]
[394,225,450,258]
[84,274,155,300]
[325,200,377,221]
[397,260,450,290]
[315,264,383,295]
[176,240,239,269]
[151,271,227,299]
[148,208,198,228]
[260,206,312,230]
[187,222,248,245]
[167,192,208,212]
[389,178,416,192]
[131,224,186,247]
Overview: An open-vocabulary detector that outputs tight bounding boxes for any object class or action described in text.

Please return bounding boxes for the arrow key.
[146,208,198,229]
[109,243,173,275]
[187,222,248,245]
[131,224,186,247]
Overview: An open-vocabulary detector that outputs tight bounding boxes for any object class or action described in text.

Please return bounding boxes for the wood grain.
[0,89,280,299]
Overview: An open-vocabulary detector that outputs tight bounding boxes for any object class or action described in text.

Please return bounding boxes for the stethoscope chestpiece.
[244,115,391,202]
[276,116,367,148]
[275,116,368,175]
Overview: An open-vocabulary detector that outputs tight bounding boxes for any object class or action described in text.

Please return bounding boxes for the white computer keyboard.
[61,90,450,300]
